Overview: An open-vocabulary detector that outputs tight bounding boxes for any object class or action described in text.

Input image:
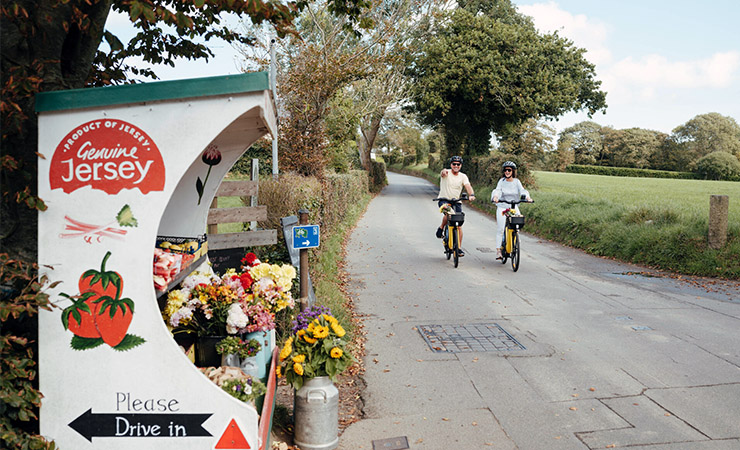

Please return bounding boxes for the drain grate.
[418,323,525,353]
[476,247,495,253]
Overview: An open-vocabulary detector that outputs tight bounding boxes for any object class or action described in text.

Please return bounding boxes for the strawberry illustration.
[79,251,122,298]
[95,295,135,347]
[60,292,101,338]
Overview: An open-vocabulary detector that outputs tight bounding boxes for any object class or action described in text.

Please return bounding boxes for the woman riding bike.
[436,155,476,256]
[491,161,531,260]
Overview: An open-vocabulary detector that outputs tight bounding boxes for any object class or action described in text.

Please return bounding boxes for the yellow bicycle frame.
[447,223,456,249]
[505,226,514,253]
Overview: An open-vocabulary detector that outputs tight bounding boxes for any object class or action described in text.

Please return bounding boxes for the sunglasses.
[451,163,461,166]
[504,168,513,172]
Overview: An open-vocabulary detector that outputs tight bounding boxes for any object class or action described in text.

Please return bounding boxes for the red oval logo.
[50,119,165,194]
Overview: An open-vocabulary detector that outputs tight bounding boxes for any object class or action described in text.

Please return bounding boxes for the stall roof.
[35,72,271,113]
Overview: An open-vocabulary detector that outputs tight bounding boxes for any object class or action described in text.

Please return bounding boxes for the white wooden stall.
[36,72,275,450]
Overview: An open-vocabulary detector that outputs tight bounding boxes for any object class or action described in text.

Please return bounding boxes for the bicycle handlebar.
[492,198,535,207]
[433,197,468,204]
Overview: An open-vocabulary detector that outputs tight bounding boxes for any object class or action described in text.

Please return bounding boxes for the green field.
[516,171,740,279]
[533,171,740,225]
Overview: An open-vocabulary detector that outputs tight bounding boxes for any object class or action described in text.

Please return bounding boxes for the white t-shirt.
[438,171,470,199]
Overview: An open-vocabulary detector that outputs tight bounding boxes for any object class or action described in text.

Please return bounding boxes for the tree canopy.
[405,1,607,156]
[0,0,372,259]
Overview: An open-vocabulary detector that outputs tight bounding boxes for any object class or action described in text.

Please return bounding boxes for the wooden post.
[208,197,218,235]
[299,208,309,311]
[250,158,259,231]
[708,195,729,249]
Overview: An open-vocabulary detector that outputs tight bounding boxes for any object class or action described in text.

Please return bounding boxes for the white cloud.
[607,51,740,96]
[516,1,612,65]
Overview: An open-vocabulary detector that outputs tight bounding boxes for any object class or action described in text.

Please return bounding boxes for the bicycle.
[433,196,468,268]
[494,195,534,272]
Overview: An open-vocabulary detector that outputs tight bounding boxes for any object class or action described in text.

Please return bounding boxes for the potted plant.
[215,336,261,369]
[277,307,354,450]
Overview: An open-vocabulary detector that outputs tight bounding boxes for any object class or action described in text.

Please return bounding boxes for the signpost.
[291,224,320,249]
[293,211,319,311]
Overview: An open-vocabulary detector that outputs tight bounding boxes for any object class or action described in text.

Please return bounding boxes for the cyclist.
[491,161,531,260]
[436,156,476,256]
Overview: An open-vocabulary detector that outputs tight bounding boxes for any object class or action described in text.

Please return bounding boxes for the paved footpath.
[339,172,740,450]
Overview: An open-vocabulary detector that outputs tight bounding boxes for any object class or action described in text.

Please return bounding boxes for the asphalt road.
[339,171,740,450]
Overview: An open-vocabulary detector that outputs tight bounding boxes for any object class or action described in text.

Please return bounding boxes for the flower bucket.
[244,331,271,379]
[195,336,226,367]
[294,376,339,450]
[221,353,240,367]
[240,356,260,378]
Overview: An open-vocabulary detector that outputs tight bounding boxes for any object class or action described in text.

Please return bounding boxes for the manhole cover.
[372,436,409,450]
[417,323,525,353]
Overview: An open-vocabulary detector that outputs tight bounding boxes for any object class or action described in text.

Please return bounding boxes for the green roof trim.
[35,72,270,113]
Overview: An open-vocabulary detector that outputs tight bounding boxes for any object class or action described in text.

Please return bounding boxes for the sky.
[108,0,740,136]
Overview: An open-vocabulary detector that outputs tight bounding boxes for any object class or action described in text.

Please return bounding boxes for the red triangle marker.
[215,418,251,449]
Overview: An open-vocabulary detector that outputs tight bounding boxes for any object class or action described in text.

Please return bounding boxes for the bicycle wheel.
[452,227,459,268]
[443,227,451,259]
[511,232,520,272]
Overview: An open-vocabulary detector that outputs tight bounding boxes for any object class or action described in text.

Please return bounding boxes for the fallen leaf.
[569,407,577,411]
[589,387,596,392]
[472,421,478,426]
[442,418,449,421]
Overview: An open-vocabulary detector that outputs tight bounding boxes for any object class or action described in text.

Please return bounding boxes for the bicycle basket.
[449,212,465,225]
[508,215,525,229]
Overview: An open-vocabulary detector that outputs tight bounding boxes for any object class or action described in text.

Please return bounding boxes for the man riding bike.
[436,156,476,256]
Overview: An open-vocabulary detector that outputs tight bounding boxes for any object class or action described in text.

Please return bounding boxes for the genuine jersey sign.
[50,119,165,194]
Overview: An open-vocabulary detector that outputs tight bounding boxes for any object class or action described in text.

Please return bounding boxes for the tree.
[602,127,666,169]
[670,113,740,164]
[498,117,555,169]
[694,151,740,180]
[406,2,606,156]
[556,121,605,166]
[1,0,372,260]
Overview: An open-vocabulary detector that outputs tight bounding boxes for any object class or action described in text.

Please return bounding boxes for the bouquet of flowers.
[221,376,266,403]
[278,307,354,390]
[202,367,266,403]
[439,203,455,215]
[162,253,297,337]
[502,208,520,217]
[215,336,261,359]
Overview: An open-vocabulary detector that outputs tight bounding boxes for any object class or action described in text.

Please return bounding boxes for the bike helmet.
[449,155,463,165]
[502,161,517,170]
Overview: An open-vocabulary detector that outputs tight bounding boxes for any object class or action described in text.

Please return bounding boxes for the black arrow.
[69,408,212,442]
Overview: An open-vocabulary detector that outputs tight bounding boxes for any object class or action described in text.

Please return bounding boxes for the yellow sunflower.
[293,362,304,376]
[330,347,343,359]
[292,354,306,364]
[313,325,330,339]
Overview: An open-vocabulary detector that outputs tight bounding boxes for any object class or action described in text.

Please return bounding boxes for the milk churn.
[294,376,339,450]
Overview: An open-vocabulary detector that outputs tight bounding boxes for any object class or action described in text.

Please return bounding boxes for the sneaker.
[458,249,465,257]
[436,227,443,238]
[496,249,503,260]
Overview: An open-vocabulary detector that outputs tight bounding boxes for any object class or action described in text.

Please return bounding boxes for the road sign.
[292,225,320,249]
